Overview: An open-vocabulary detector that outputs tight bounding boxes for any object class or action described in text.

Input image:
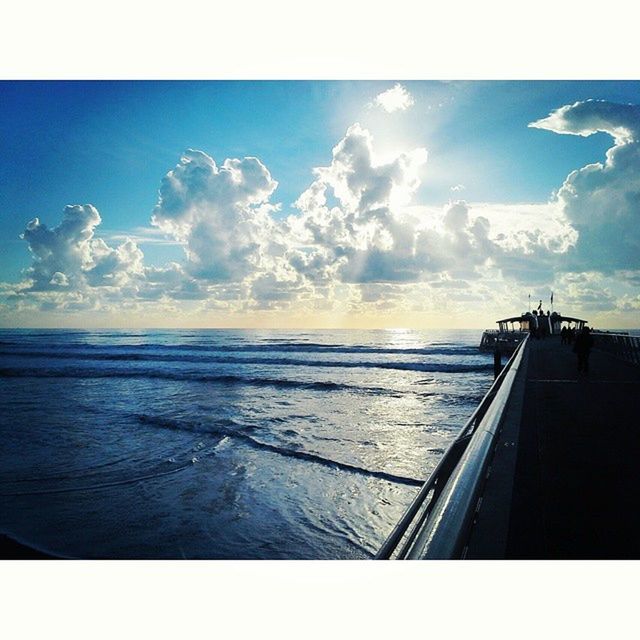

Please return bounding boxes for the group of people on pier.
[556,323,595,375]
[528,309,551,339]
[560,323,594,374]
[528,311,595,375]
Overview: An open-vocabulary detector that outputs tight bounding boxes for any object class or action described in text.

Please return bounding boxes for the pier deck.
[465,336,640,559]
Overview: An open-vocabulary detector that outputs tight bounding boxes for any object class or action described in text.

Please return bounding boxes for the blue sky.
[1,80,640,328]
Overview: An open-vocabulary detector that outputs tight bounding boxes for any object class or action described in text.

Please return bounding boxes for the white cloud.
[21,204,144,294]
[49,272,69,287]
[151,149,282,283]
[530,99,638,145]
[85,238,144,287]
[21,204,101,291]
[290,123,431,284]
[289,125,563,290]
[147,148,317,312]
[372,83,415,113]
[529,99,640,272]
[99,226,185,246]
[616,294,640,311]
[6,101,640,324]
[249,272,309,310]
[552,271,618,312]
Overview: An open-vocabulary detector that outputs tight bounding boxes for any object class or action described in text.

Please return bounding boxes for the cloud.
[21,204,144,294]
[473,202,577,285]
[249,272,309,310]
[552,271,618,312]
[9,128,572,321]
[530,99,640,272]
[151,149,281,283]
[85,238,144,287]
[149,147,312,311]
[99,226,185,246]
[7,102,640,324]
[372,83,415,113]
[289,126,566,290]
[290,123,431,284]
[530,99,639,145]
[21,204,101,291]
[616,294,640,311]
[134,262,210,302]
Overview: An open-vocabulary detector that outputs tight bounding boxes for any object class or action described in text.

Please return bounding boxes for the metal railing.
[375,334,529,560]
[479,330,528,351]
[592,332,640,366]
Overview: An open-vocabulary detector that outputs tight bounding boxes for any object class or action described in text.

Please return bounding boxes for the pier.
[377,332,640,559]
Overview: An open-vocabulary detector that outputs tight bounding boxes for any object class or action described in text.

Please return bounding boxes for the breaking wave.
[0,367,403,395]
[136,414,425,487]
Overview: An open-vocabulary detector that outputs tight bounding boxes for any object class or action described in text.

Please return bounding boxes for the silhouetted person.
[493,344,503,379]
[531,311,539,339]
[567,327,575,346]
[540,315,547,339]
[560,326,568,345]
[574,326,594,376]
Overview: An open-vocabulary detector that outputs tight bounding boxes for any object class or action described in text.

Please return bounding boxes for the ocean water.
[0,328,493,559]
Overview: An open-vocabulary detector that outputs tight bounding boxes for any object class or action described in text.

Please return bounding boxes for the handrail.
[375,334,529,559]
[592,332,640,367]
[405,335,528,559]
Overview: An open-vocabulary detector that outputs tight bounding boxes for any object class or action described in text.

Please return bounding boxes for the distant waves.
[0,350,492,374]
[0,366,401,395]
[0,339,479,357]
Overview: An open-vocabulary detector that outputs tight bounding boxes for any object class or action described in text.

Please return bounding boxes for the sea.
[0,328,494,559]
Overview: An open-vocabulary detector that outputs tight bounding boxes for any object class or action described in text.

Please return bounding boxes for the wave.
[0,366,404,395]
[0,340,479,357]
[136,414,425,487]
[0,351,492,374]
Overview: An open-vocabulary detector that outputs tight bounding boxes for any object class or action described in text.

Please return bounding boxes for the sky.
[1,80,640,329]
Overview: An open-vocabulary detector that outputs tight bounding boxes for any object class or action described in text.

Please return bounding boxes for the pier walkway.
[465,336,640,559]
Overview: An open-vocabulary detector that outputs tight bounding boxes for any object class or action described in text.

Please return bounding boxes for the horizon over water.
[0,327,547,557]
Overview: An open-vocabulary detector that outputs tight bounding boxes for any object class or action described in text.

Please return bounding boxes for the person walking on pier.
[493,344,503,379]
[574,326,594,376]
